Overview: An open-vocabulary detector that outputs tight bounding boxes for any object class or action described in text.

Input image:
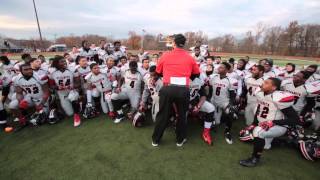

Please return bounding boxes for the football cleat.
[202,128,212,145]
[114,113,124,124]
[73,113,81,127]
[225,131,233,144]
[108,111,116,119]
[176,138,187,147]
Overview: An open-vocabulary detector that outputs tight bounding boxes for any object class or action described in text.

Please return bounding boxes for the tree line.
[2,20,320,57]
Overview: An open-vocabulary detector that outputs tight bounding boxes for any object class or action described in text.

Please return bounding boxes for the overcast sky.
[0,0,319,40]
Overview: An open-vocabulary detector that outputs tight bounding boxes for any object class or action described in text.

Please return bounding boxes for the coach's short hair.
[173,34,186,48]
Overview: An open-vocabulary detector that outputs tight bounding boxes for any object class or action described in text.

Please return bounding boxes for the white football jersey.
[305,80,320,108]
[102,66,120,82]
[123,70,143,91]
[49,69,78,91]
[263,70,277,79]
[14,73,46,99]
[33,68,48,81]
[209,74,237,108]
[141,76,163,103]
[86,72,112,92]
[244,76,265,104]
[190,78,204,101]
[78,48,97,59]
[76,65,91,90]
[281,79,309,113]
[306,73,320,83]
[255,90,294,122]
[112,50,126,61]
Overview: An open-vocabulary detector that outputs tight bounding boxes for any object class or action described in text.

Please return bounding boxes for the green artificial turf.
[0,115,319,180]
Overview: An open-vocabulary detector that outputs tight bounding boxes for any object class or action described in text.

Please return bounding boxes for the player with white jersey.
[213,56,222,73]
[189,77,215,145]
[139,66,163,122]
[281,71,315,117]
[209,62,238,144]
[279,63,297,80]
[242,65,265,125]
[111,61,143,124]
[191,46,206,64]
[86,63,114,117]
[103,57,120,87]
[48,56,82,127]
[139,58,150,77]
[78,40,97,60]
[227,62,245,100]
[262,59,277,79]
[75,56,91,92]
[305,64,320,83]
[304,80,320,130]
[30,58,48,81]
[240,78,299,167]
[199,56,214,73]
[9,63,50,127]
[0,56,19,102]
[112,41,126,64]
[190,41,209,57]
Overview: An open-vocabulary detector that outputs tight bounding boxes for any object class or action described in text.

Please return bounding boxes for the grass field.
[0,115,320,180]
[1,52,319,179]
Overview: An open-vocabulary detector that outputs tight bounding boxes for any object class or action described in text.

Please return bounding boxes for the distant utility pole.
[32,0,43,42]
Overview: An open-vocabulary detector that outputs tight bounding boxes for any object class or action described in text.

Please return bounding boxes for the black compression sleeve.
[273,107,299,126]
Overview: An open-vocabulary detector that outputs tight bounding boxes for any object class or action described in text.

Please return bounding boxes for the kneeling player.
[190,77,215,145]
[139,66,163,122]
[85,63,114,118]
[111,61,143,124]
[239,78,299,167]
[49,56,82,127]
[9,63,49,127]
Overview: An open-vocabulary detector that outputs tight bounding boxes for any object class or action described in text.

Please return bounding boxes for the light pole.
[32,0,43,42]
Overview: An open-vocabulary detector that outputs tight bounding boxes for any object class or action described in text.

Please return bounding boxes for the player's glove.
[19,100,29,109]
[259,121,274,130]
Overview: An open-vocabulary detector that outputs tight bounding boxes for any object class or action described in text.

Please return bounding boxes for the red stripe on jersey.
[279,96,295,102]
[311,90,320,95]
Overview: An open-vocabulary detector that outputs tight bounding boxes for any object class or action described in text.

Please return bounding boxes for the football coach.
[152,34,200,147]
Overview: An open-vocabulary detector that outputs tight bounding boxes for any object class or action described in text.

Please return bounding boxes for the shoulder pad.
[273,91,295,103]
[305,80,320,96]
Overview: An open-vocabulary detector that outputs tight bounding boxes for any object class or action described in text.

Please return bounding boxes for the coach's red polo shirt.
[156,48,200,86]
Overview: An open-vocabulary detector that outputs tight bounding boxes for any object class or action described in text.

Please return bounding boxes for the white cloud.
[0,0,319,39]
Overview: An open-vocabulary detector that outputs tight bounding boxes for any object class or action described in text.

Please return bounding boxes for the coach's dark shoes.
[151,141,159,147]
[239,157,260,167]
[176,138,187,147]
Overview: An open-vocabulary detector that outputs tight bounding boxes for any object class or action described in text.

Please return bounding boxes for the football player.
[48,56,82,127]
[242,65,265,125]
[190,77,216,145]
[209,62,238,144]
[305,64,320,83]
[9,63,50,127]
[111,61,143,123]
[239,78,299,167]
[140,66,163,122]
[86,63,114,117]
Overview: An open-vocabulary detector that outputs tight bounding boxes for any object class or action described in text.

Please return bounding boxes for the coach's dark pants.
[152,85,189,143]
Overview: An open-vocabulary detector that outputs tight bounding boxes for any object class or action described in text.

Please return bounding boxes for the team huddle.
[0,39,319,167]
